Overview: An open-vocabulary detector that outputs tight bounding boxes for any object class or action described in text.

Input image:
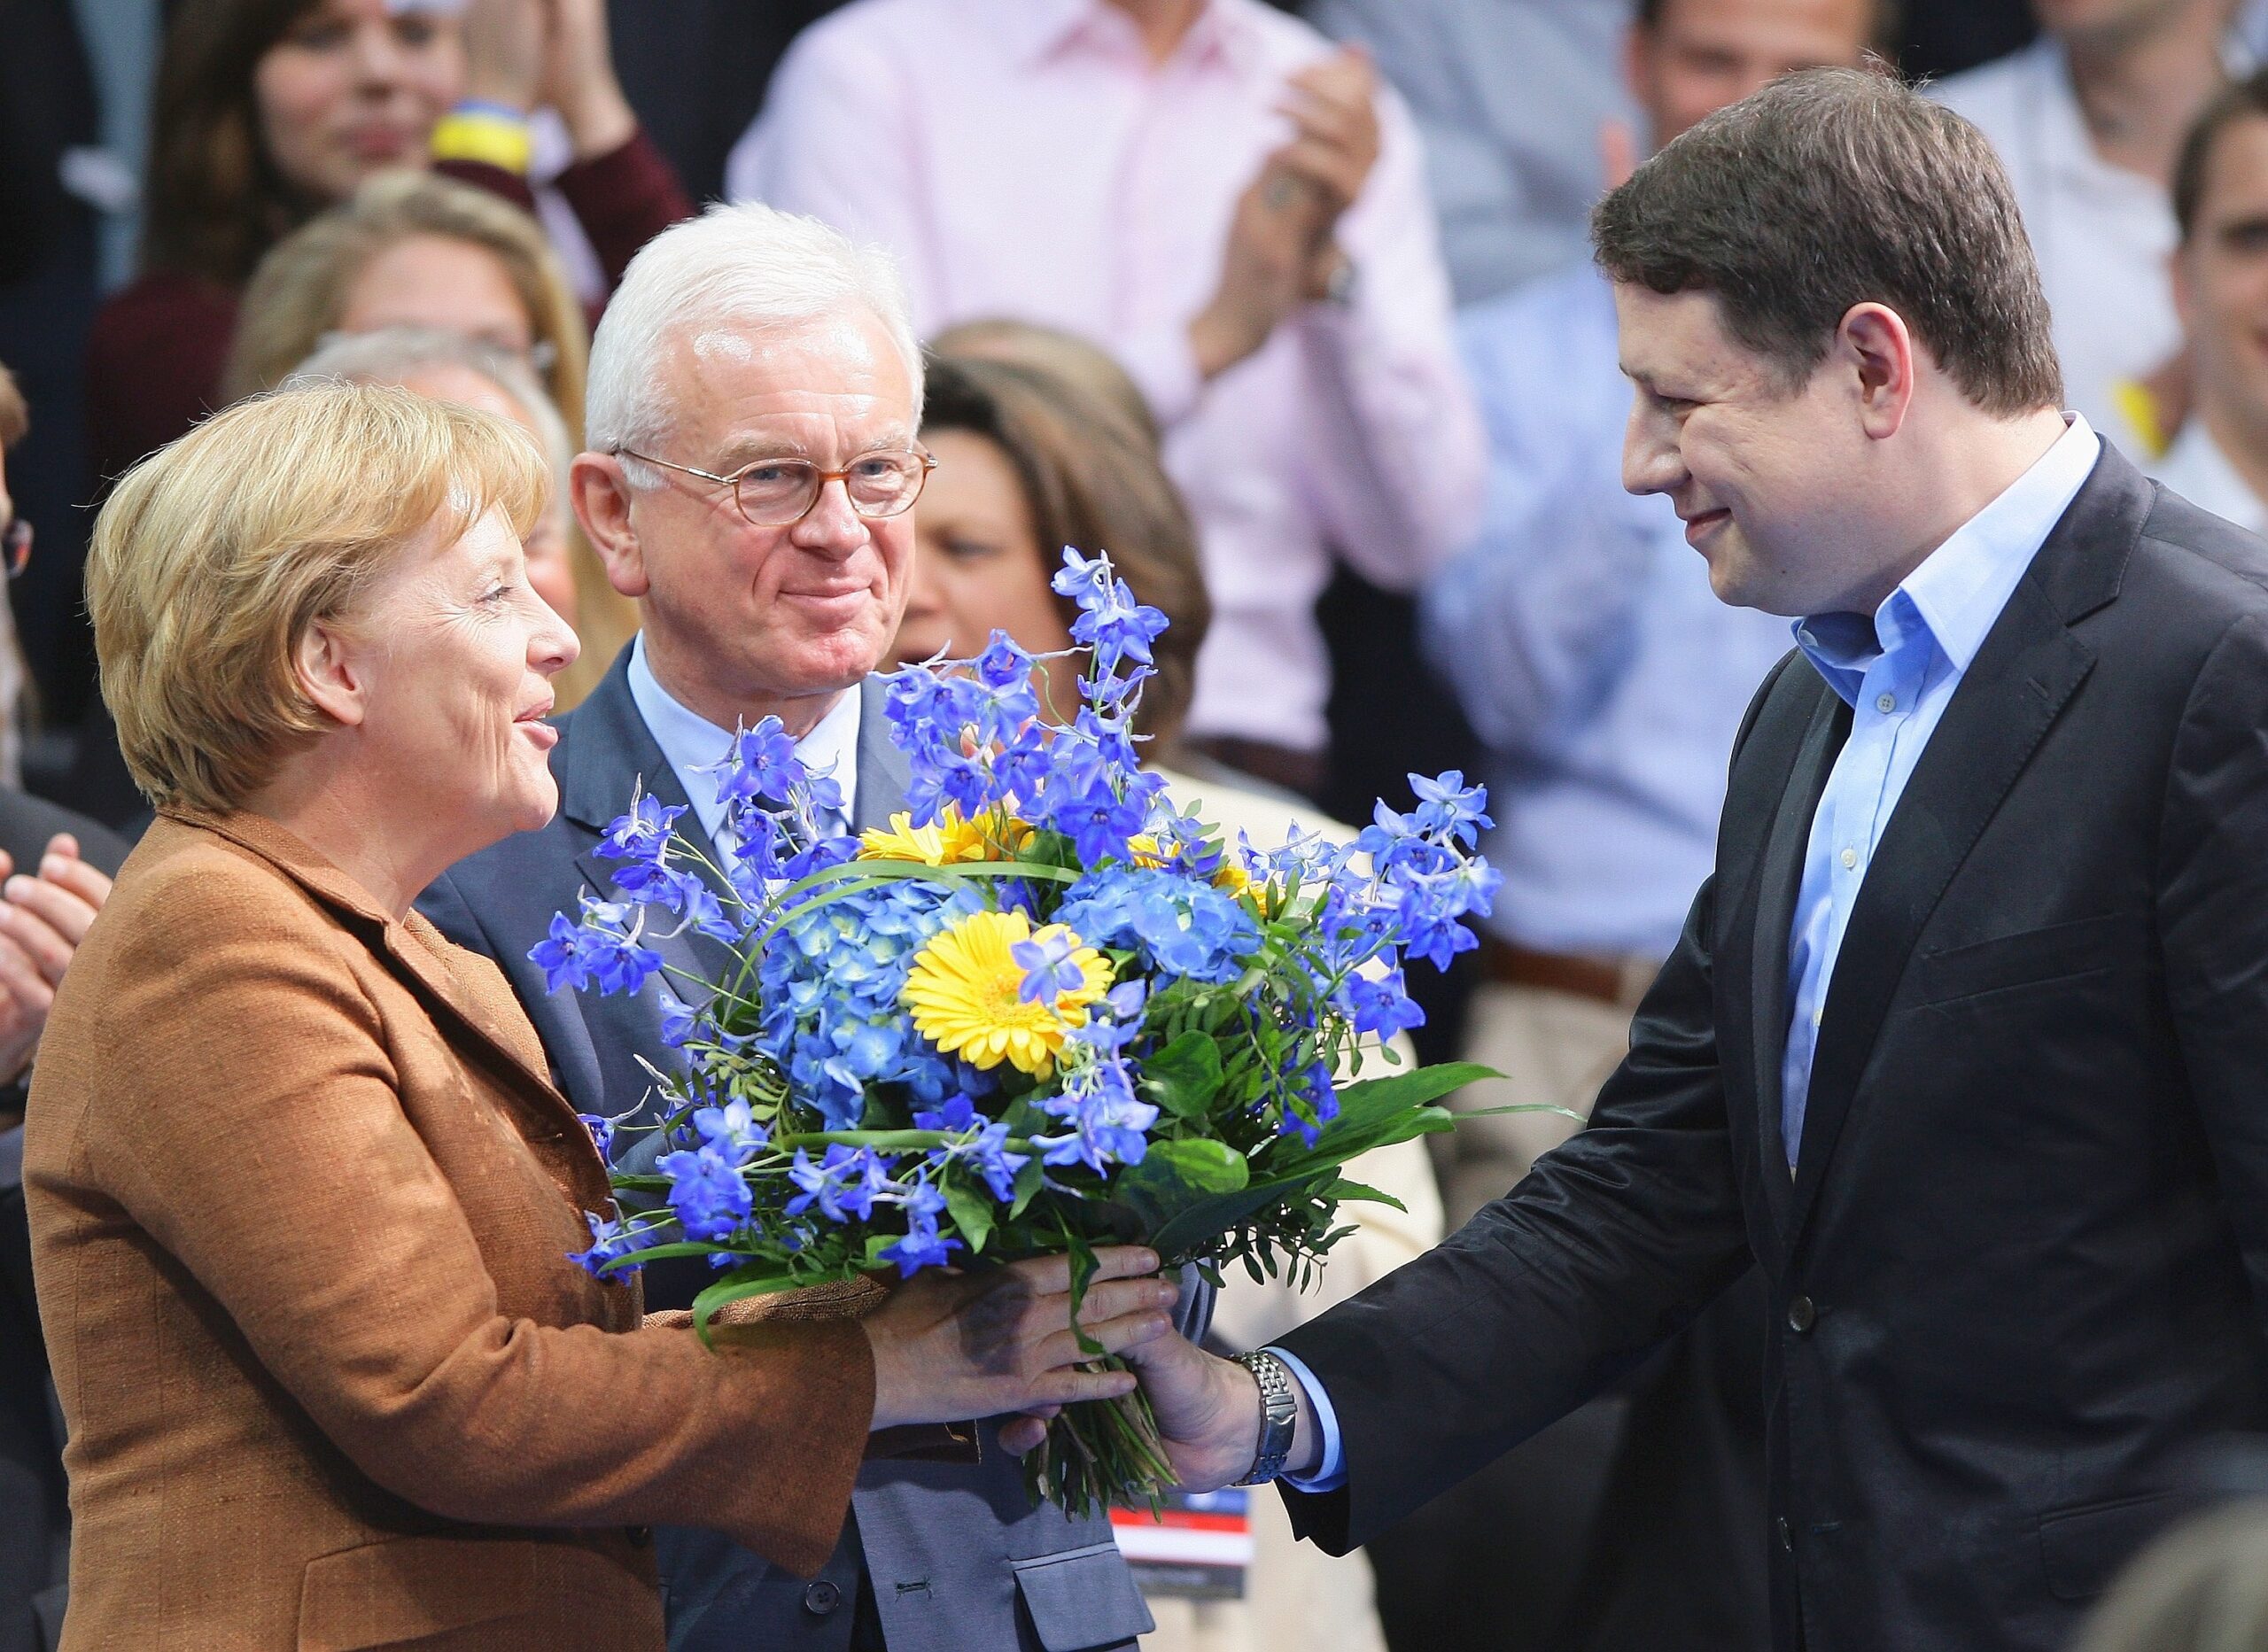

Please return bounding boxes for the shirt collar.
[979,0,1251,73]
[1796,414,2101,704]
[625,633,862,843]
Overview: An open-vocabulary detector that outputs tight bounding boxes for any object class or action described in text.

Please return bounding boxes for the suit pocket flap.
[1009,1540,1153,1651]
[1909,912,2136,1006]
[298,1535,538,1649]
[2039,1491,2184,1603]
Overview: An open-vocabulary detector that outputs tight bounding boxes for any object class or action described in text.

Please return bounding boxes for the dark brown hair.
[142,0,330,286]
[1593,66,2062,414]
[2175,67,2268,244]
[920,349,1210,747]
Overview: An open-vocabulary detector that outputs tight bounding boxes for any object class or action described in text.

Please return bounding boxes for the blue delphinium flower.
[1011,928,1086,1004]
[656,1143,753,1240]
[691,1097,769,1166]
[916,1094,1030,1203]
[703,719,803,814]
[1408,770,1492,849]
[577,1112,617,1160]
[1342,968,1426,1038]
[882,1183,961,1275]
[1276,1059,1340,1148]
[530,897,664,996]
[568,1209,644,1276]
[594,794,687,897]
[1034,1058,1157,1173]
[786,1144,897,1223]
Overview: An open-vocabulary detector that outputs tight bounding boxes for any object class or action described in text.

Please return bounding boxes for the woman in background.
[88,0,687,487]
[905,337,1444,1652]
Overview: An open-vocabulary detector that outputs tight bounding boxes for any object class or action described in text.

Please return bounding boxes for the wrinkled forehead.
[656,309,919,457]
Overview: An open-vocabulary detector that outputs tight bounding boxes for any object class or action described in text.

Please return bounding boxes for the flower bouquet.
[539,549,1506,1516]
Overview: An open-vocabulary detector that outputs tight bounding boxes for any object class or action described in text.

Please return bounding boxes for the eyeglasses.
[1,517,27,580]
[616,446,936,528]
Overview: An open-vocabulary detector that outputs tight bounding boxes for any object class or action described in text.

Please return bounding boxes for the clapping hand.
[1191,45,1382,381]
[0,834,113,1086]
[860,1245,1182,1431]
[461,0,635,159]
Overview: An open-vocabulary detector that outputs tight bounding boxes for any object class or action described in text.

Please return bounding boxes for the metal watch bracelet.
[1231,1350,1298,1485]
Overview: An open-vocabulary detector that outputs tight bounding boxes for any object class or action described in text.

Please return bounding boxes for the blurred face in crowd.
[254,0,464,206]
[2175,112,2268,454]
[2032,0,2216,50]
[1618,283,1889,616]
[388,361,579,620]
[897,428,1082,715]
[1627,0,1874,149]
[307,505,578,850]
[580,310,920,732]
[337,235,537,362]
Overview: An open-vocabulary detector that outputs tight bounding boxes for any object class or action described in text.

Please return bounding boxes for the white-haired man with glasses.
[420,202,1161,1652]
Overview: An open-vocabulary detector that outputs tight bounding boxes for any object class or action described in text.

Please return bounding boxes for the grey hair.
[284,325,574,483]
[584,201,924,484]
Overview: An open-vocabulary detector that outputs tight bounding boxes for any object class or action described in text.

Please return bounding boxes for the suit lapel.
[1780,438,2143,1239]
[853,673,911,831]
[1750,686,1849,1239]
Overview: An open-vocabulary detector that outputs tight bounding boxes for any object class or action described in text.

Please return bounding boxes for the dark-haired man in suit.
[1121,66,2268,1652]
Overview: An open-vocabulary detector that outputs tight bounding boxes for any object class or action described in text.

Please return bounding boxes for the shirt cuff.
[1263,1344,1348,1493]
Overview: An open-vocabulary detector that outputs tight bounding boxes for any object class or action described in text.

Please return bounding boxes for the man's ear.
[571,453,652,600]
[1839,302,1916,441]
[293,617,368,730]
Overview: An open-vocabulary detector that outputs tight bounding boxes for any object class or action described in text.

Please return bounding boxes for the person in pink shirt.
[727,0,1485,797]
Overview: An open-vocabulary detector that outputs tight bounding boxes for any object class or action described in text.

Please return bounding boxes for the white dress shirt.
[729,0,1485,753]
[624,634,863,845]
[1931,38,2248,451]
[2153,419,2268,537]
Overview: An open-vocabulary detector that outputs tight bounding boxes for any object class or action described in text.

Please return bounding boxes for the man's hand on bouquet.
[861,1245,1180,1431]
[0,835,113,1084]
[1040,1330,1321,1493]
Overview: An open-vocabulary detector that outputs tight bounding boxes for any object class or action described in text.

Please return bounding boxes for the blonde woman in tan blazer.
[23,382,1176,1651]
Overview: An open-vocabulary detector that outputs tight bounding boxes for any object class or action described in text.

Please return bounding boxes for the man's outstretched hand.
[1000,1328,1324,1493]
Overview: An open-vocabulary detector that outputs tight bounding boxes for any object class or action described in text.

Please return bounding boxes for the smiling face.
[2177,112,2268,454]
[338,234,535,361]
[587,309,920,730]
[1629,0,1872,150]
[1616,282,1884,616]
[252,0,463,206]
[896,427,1080,710]
[338,505,579,849]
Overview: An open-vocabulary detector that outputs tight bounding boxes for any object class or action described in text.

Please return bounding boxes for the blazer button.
[1777,1516,1794,1553]
[804,1580,843,1617]
[625,1524,652,1547]
[1787,1295,1817,1334]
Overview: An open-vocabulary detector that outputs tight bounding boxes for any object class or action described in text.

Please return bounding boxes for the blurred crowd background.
[18,0,2268,1648]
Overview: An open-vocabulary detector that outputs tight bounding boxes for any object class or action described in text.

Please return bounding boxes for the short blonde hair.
[89,381,548,815]
[221,172,592,444]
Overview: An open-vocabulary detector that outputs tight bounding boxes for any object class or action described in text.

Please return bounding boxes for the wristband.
[1231,1350,1298,1485]
[431,105,533,175]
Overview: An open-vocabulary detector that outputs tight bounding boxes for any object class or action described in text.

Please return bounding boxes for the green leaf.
[1064,1225,1102,1357]
[1319,1178,1407,1213]
[1009,1152,1047,1218]
[942,1176,996,1255]
[1115,1137,1250,1238]
[1139,1031,1224,1120]
[690,1267,802,1346]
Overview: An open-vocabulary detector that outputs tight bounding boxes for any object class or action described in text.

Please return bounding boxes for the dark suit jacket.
[421,648,1154,1652]
[1278,446,2268,1652]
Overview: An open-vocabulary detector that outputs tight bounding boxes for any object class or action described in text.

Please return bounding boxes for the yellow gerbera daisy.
[858,805,1030,865]
[903,910,1111,1077]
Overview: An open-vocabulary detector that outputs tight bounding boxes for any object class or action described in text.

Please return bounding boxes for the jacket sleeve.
[1268,662,1806,1554]
[2157,609,2268,1334]
[85,863,871,1575]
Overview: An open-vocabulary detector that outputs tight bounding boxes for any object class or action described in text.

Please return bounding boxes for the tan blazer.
[24,811,874,1651]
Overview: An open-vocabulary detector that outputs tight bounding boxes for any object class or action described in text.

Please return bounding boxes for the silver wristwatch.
[1231,1350,1299,1485]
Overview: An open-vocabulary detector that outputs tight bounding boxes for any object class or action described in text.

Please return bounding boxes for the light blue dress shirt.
[1779,415,2100,1165]
[1283,415,2104,1489]
[624,634,861,845]
[1423,262,1793,958]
